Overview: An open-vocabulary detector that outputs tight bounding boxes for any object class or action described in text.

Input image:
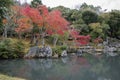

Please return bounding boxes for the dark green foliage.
[46,36,54,45]
[52,47,62,56]
[31,0,42,8]
[80,3,101,13]
[0,38,25,59]
[108,10,120,39]
[60,45,67,50]
[0,0,13,32]
[82,10,98,25]
[52,46,67,55]
[51,3,120,40]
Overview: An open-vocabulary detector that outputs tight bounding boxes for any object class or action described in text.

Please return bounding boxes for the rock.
[61,50,67,57]
[104,46,117,52]
[52,54,59,58]
[37,52,45,57]
[76,49,83,56]
[107,52,118,57]
[24,46,39,58]
[109,47,117,52]
[24,45,52,58]
[45,46,52,57]
[118,49,120,52]
[71,53,76,56]
[37,46,52,58]
[95,49,103,52]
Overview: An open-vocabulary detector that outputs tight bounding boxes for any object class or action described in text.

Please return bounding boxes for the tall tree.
[89,22,109,39]
[108,10,120,39]
[79,3,102,13]
[17,5,69,46]
[0,0,13,34]
[82,10,98,25]
[31,0,42,8]
[46,10,69,46]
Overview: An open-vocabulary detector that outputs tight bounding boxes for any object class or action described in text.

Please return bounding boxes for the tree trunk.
[3,27,7,38]
[18,33,22,39]
[53,37,58,47]
[41,33,45,46]
[33,34,36,45]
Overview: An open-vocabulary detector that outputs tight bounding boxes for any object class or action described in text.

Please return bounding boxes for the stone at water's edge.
[61,50,67,57]
[24,46,52,58]
[52,54,59,58]
[24,46,39,58]
[76,49,83,56]
[45,46,52,57]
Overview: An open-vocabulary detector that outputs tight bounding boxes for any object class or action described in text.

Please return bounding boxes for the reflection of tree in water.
[26,59,53,80]
[104,56,120,80]
[87,54,120,80]
[0,55,120,80]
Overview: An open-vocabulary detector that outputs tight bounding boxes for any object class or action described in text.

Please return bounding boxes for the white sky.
[21,0,120,11]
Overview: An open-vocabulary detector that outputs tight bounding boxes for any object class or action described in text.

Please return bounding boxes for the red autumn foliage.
[13,5,44,34]
[46,10,69,35]
[37,5,49,17]
[93,38,103,44]
[15,5,69,39]
[14,5,91,46]
[70,29,91,45]
[46,30,53,35]
[15,17,31,33]
[76,35,91,45]
[70,29,79,38]
[18,5,69,36]
[21,6,43,27]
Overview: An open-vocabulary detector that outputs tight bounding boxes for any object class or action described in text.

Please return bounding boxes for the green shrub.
[52,47,62,56]
[0,38,26,59]
[52,45,67,56]
[60,45,67,50]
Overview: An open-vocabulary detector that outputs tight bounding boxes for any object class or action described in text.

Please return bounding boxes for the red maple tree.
[46,10,69,35]
[70,29,91,45]
[15,5,69,45]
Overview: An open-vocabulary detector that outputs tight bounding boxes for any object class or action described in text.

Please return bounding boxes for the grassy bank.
[0,74,26,80]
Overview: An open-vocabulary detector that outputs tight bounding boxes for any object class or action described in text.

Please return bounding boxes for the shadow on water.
[0,53,120,80]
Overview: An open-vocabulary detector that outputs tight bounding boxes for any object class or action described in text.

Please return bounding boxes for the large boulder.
[24,46,52,58]
[24,46,39,58]
[76,49,83,56]
[45,46,52,57]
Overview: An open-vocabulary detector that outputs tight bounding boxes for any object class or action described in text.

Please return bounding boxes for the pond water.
[0,54,120,80]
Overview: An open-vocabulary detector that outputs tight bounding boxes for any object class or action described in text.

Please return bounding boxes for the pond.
[0,54,120,80]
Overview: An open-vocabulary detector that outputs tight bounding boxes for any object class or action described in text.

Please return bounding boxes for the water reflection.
[0,54,120,80]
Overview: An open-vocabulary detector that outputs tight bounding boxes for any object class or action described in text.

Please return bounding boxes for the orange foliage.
[46,10,69,35]
[15,17,32,33]
[2,19,7,24]
[13,5,69,36]
[21,6,43,27]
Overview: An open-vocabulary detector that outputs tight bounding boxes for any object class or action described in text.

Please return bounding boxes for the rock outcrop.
[24,46,52,58]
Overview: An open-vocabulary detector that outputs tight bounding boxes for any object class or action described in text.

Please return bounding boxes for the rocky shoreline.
[24,44,120,59]
[24,38,120,59]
